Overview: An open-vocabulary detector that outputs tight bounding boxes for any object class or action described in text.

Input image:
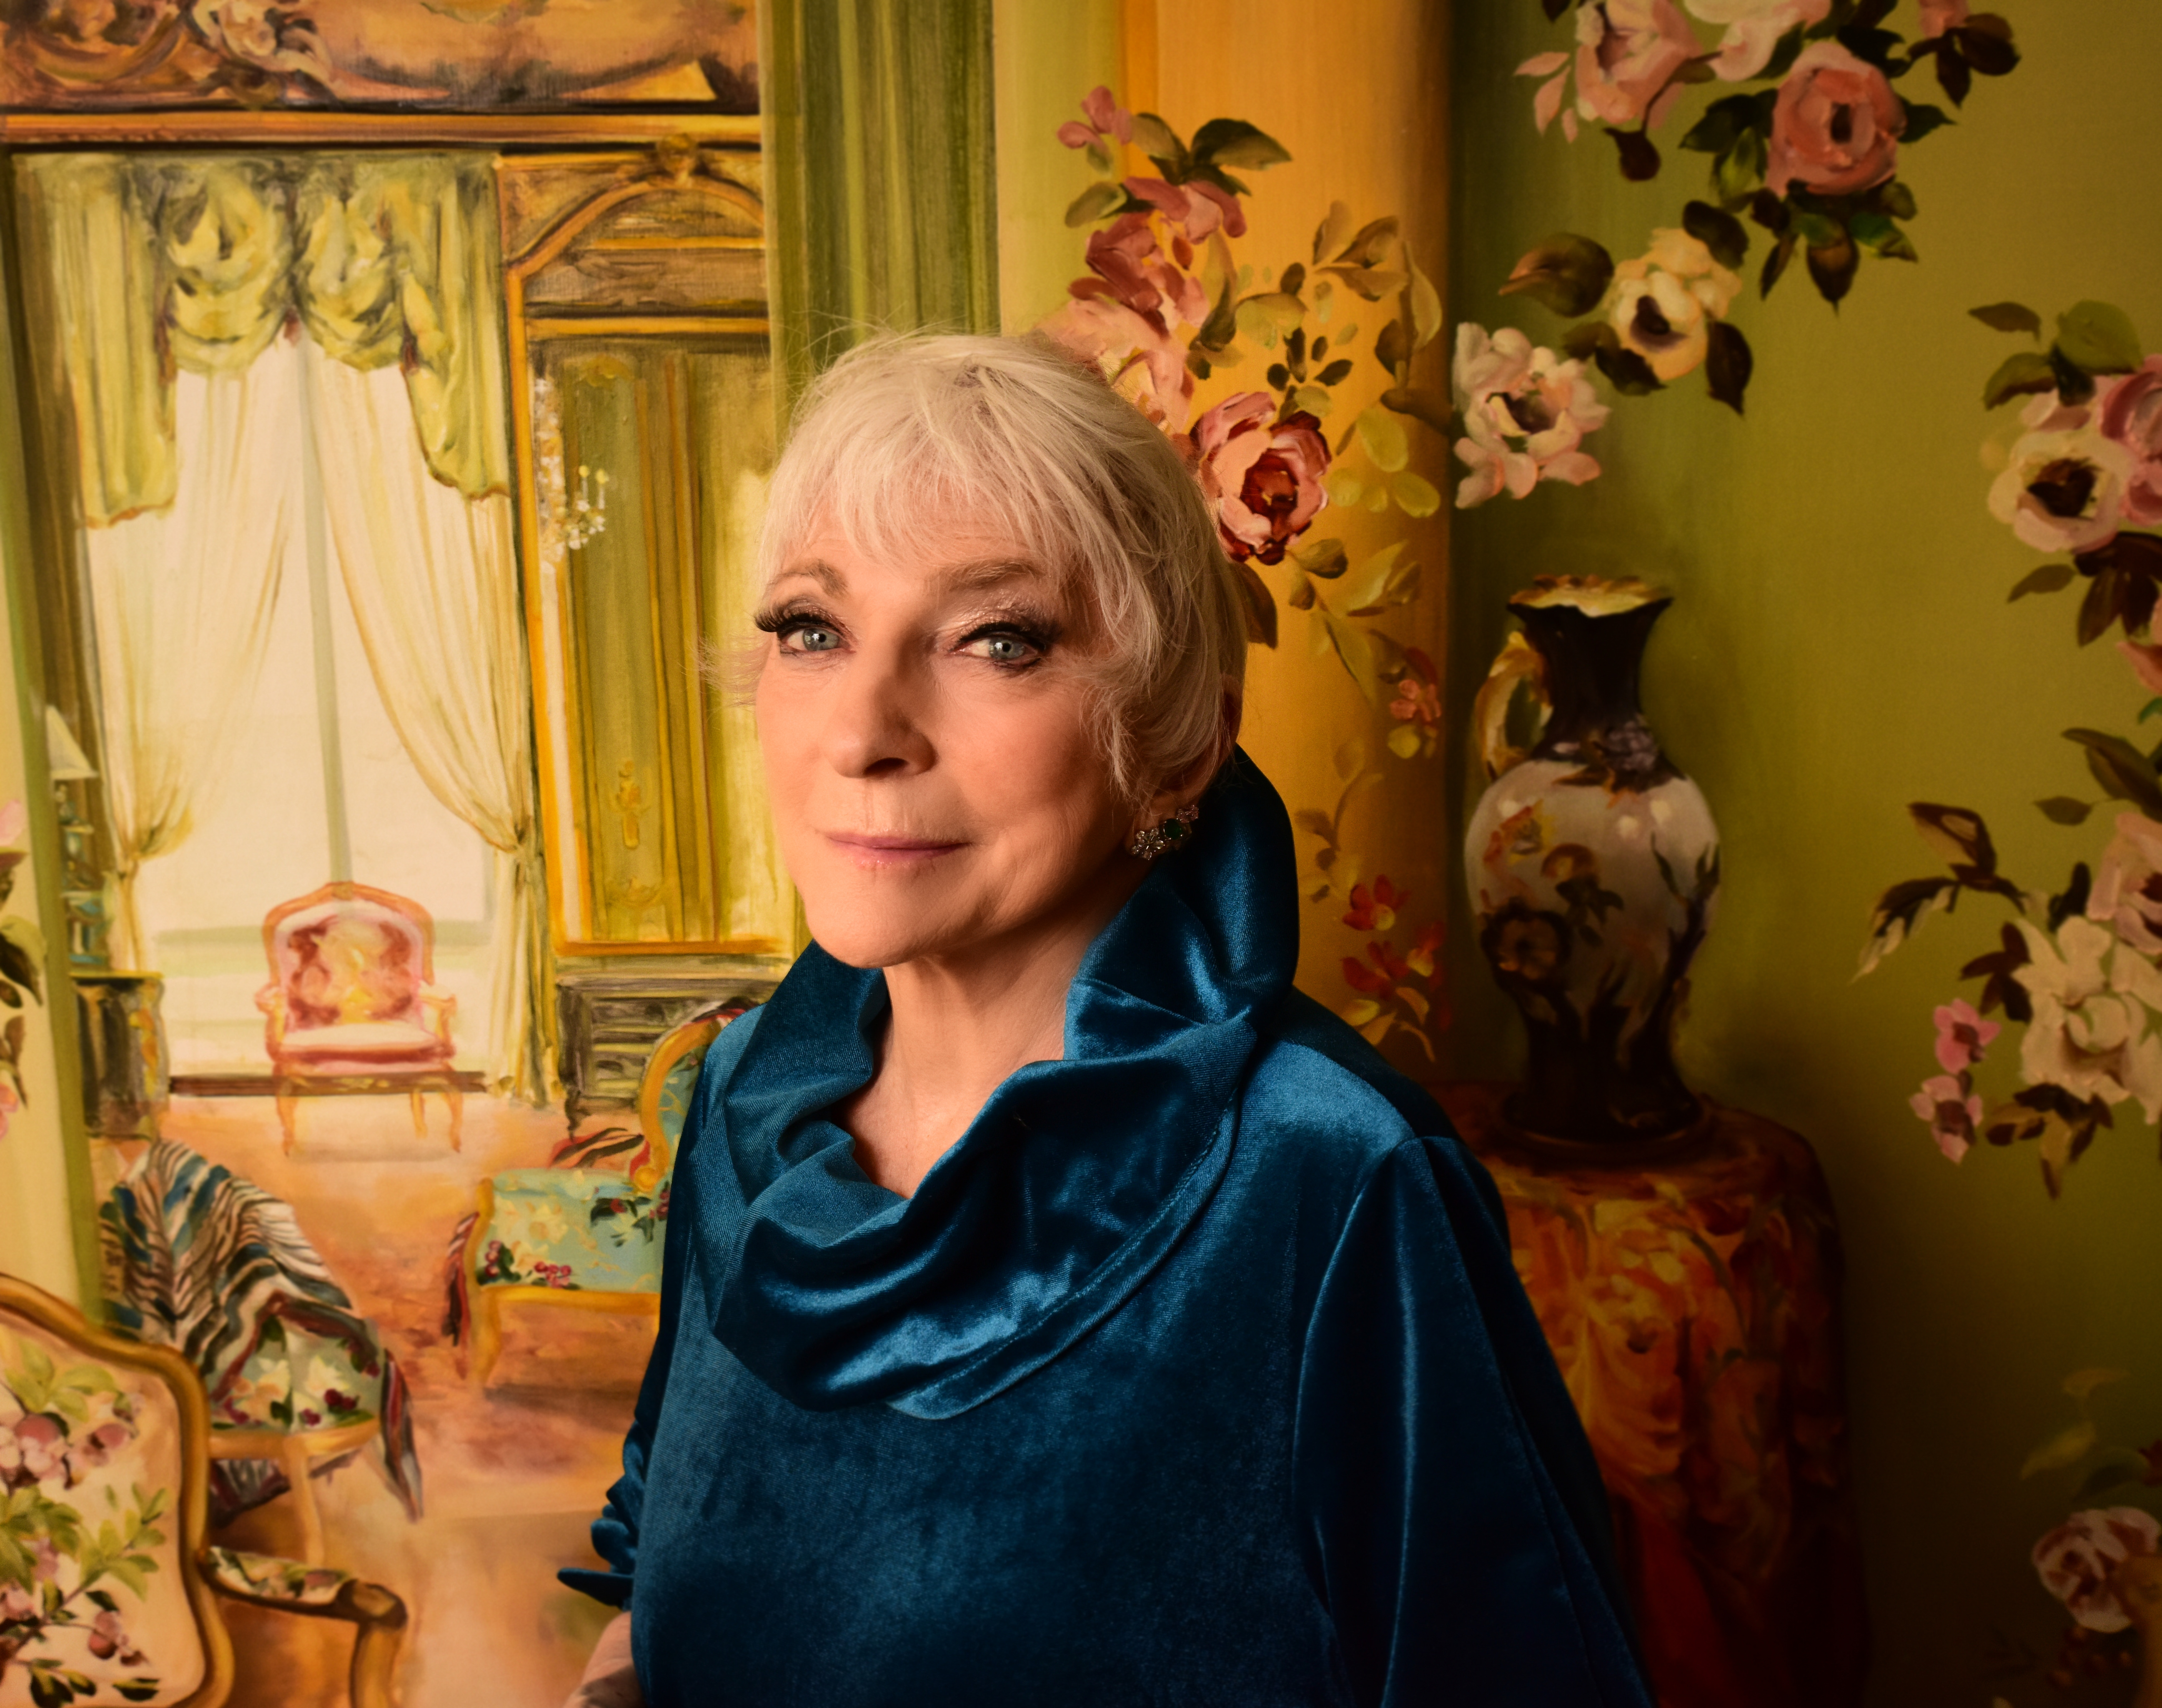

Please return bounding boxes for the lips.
[822,832,967,867]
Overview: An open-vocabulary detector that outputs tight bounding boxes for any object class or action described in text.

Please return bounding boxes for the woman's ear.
[1137,685,1244,828]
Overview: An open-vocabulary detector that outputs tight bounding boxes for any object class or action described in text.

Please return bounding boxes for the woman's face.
[754,514,1148,972]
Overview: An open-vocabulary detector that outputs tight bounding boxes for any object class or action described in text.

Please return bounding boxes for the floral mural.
[1042,85,1454,1060]
[1859,298,2162,1692]
[1454,0,2025,510]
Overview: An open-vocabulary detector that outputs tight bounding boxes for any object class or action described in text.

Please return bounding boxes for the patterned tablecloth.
[1438,1083,1869,1708]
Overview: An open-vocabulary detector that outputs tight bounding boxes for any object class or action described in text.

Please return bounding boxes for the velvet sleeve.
[1294,1135,1651,1707]
[557,1063,711,1609]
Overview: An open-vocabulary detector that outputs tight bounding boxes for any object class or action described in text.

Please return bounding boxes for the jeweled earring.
[1127,803,1200,861]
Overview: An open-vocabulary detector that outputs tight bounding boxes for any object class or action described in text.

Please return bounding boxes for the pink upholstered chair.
[255,882,461,1154]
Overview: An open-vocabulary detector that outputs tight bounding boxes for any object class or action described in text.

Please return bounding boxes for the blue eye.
[784,624,841,653]
[974,635,1030,663]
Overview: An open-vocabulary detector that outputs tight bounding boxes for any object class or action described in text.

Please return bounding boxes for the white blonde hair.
[757,333,1247,804]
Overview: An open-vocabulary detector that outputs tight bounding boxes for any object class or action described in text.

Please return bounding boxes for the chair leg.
[281,1433,327,1567]
[277,1082,298,1155]
[468,1286,501,1392]
[345,1580,409,1708]
[444,1079,464,1153]
[408,1087,427,1137]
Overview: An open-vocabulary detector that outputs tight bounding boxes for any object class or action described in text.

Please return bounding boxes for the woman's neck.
[839,863,1147,1197]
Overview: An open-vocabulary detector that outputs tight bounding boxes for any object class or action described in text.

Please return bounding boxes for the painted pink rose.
[0,1080,16,1145]
[2090,811,2162,957]
[2121,641,2162,698]
[1123,176,1246,243]
[1909,1073,1979,1163]
[1767,42,1906,197]
[1193,393,1330,565]
[2099,356,2162,526]
[0,1580,33,1622]
[1042,298,1192,430]
[1918,0,1970,37]
[1573,0,1699,128]
[1686,0,1831,81]
[2033,1507,2161,1633]
[0,798,24,845]
[1933,998,2000,1073]
[1074,214,1207,330]
[1057,85,1133,153]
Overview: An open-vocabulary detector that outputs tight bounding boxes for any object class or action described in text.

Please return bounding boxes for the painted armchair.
[255,882,461,1153]
[456,998,753,1390]
[0,1275,407,1708]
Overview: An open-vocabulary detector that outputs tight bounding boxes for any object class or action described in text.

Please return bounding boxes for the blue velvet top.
[564,754,1651,1707]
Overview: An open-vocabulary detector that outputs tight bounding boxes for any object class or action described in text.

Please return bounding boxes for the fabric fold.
[698,749,1297,1414]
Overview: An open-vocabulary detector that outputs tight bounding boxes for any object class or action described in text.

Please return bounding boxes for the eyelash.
[753,605,1058,671]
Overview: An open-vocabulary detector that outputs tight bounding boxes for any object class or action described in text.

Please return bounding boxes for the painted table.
[1439,1082,1869,1708]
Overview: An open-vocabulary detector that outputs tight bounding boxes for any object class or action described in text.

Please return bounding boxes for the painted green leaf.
[1380,386,1453,433]
[2056,301,2144,376]
[1499,233,1616,319]
[1317,358,1355,387]
[1901,101,1954,142]
[2036,796,2093,825]
[1294,537,1350,578]
[1374,318,1411,380]
[1982,351,2059,408]
[2063,1366,2130,1400]
[1286,383,1334,418]
[2067,727,2162,818]
[1386,724,1424,760]
[1321,611,1383,704]
[1127,112,1186,169]
[1408,258,1443,350]
[1341,998,1383,1027]
[1063,181,1125,228]
[1191,118,1290,170]
[1312,200,1355,266]
[2073,1452,2152,1500]
[1715,130,1769,204]
[1706,321,1752,415]
[1323,470,1364,508]
[1343,541,1416,614]
[1682,200,1749,268]
[1355,407,1411,473]
[2019,1420,2097,1478]
[1389,471,1441,518]
[2008,561,2075,599]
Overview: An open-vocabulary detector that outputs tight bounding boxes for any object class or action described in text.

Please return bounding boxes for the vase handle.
[1473,630,1551,780]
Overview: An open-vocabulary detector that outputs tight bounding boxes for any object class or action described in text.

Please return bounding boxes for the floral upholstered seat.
[469,1169,667,1295]
[256,881,461,1152]
[0,1277,408,1708]
[457,998,752,1389]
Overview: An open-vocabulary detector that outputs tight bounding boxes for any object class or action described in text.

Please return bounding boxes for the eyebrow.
[929,556,1045,595]
[766,556,1045,598]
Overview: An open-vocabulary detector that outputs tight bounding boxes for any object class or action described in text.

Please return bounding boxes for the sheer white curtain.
[306,345,548,1102]
[85,345,299,970]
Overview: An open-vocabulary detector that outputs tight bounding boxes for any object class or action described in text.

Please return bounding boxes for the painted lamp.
[1464,576,1720,1147]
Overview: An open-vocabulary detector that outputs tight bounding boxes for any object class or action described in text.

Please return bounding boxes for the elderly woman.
[561,336,1650,1707]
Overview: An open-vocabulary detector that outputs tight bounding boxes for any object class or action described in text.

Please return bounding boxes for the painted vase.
[1464,576,1720,1147]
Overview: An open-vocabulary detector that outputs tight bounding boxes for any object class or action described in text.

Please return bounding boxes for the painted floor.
[142,1091,648,1708]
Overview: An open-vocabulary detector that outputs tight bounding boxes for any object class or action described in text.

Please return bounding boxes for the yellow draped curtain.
[20,152,551,1103]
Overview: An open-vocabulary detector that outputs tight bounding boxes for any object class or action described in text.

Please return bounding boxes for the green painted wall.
[1448,5,2162,1698]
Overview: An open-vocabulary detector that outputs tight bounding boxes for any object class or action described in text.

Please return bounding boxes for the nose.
[819,639,933,780]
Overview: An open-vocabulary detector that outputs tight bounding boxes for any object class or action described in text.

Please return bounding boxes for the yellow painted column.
[995,0,1454,1069]
[0,189,98,1306]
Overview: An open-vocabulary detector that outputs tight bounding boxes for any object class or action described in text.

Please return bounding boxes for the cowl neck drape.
[701,750,1297,1419]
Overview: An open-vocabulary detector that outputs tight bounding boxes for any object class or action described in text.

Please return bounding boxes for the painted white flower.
[526,1199,570,1245]
[1606,230,1741,382]
[1685,0,1832,79]
[1452,323,1609,508]
[1989,423,2136,555]
[2015,917,2162,1119]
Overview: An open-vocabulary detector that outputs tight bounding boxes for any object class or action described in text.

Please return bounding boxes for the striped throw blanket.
[98,1139,423,1526]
